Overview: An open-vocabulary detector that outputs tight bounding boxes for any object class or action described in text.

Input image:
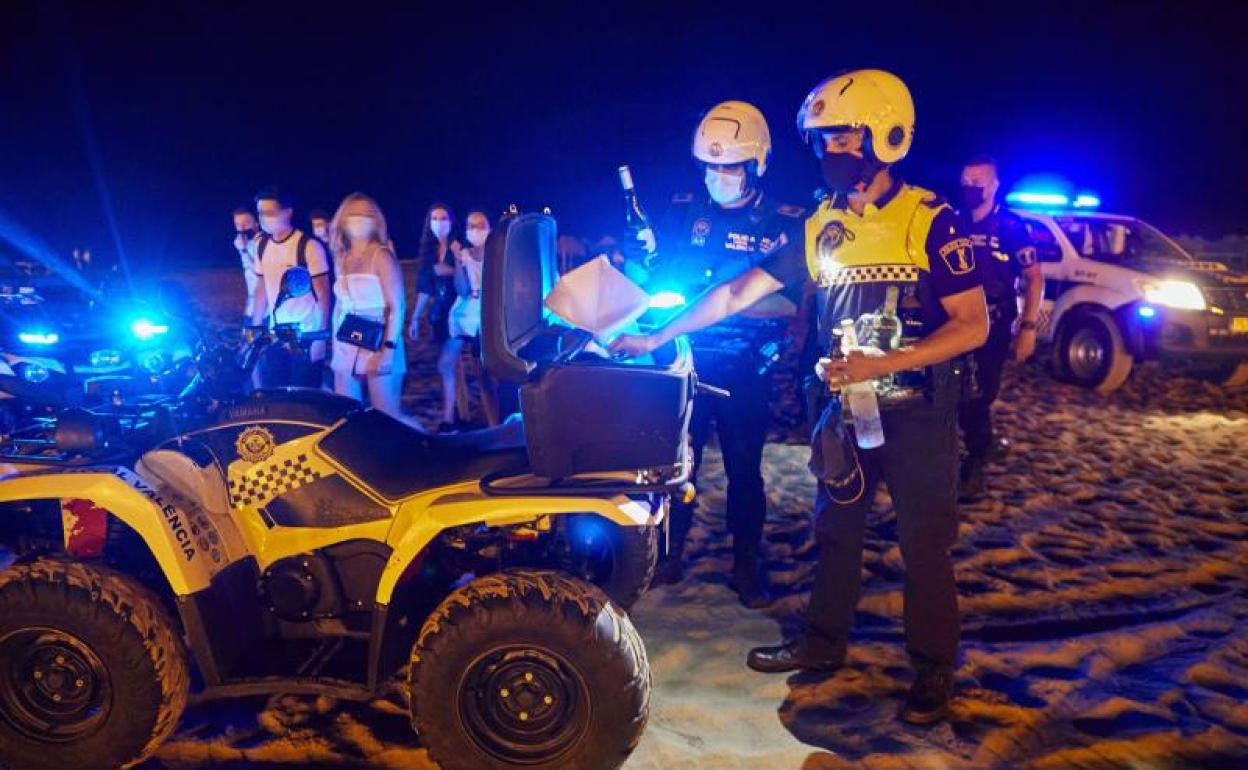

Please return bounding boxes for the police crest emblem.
[816,220,853,260]
[691,217,712,247]
[937,237,976,276]
[235,426,276,463]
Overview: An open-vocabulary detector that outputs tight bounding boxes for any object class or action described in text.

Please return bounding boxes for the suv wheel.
[1054,310,1134,393]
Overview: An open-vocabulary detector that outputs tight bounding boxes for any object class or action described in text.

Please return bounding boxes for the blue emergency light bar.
[1005,191,1068,207]
[1072,194,1101,209]
[18,331,59,345]
[130,318,170,340]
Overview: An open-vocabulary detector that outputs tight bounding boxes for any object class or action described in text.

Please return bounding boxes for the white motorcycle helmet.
[692,100,772,176]
[796,69,915,165]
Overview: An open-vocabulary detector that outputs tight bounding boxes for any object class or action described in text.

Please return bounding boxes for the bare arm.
[609,266,785,356]
[313,274,332,329]
[248,275,268,326]
[377,250,406,344]
[1018,262,1044,324]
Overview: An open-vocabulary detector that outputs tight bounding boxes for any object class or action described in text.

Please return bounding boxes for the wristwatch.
[1018,320,1038,332]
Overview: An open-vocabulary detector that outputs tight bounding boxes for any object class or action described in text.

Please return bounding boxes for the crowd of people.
[230,190,499,430]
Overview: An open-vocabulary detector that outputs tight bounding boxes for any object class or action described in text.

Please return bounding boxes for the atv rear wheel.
[409,570,650,770]
[1054,310,1134,393]
[559,515,658,611]
[0,559,189,770]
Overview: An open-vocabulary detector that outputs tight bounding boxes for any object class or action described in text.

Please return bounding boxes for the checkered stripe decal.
[228,453,323,508]
[819,263,920,286]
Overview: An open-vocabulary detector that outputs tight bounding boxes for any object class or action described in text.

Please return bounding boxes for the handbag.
[336,313,385,351]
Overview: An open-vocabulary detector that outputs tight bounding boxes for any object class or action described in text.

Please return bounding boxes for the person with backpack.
[248,185,332,388]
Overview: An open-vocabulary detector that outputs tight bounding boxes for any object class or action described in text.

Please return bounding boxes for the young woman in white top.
[445,209,499,425]
[327,193,407,418]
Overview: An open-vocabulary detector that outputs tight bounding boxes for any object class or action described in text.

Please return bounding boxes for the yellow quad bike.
[0,213,697,770]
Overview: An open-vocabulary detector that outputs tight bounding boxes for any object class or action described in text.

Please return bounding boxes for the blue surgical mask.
[705,168,746,205]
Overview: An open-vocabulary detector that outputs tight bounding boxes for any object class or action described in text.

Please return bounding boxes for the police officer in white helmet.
[641,100,806,608]
[614,71,989,723]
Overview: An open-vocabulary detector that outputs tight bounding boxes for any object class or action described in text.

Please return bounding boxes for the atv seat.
[318,410,529,502]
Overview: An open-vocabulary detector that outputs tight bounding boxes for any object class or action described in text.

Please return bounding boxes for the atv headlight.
[89,349,123,368]
[1139,280,1205,311]
[16,362,50,384]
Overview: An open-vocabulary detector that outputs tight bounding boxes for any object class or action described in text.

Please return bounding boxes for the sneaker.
[900,665,954,725]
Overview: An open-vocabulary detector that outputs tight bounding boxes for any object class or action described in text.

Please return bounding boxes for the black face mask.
[961,185,987,209]
[821,151,873,194]
[237,228,257,240]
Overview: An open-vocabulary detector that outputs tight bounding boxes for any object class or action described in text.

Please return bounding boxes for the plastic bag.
[543,255,650,338]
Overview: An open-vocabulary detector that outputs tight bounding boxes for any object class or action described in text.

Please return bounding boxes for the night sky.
[2,1,1245,269]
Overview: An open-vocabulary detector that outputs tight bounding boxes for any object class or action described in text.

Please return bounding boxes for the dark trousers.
[669,362,769,557]
[257,344,324,389]
[958,313,1013,464]
[802,406,960,668]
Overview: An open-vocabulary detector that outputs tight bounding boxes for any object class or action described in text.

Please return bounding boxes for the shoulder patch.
[776,203,805,218]
[938,237,976,275]
[672,192,694,204]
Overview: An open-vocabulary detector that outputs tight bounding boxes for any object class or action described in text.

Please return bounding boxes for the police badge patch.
[816,220,853,260]
[938,237,976,275]
[691,217,712,247]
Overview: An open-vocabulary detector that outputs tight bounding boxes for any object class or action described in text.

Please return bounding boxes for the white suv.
[1011,205,1248,392]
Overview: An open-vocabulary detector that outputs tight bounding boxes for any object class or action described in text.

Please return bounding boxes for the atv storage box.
[482,212,694,479]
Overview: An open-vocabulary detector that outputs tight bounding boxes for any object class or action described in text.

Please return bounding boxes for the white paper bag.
[543,255,650,338]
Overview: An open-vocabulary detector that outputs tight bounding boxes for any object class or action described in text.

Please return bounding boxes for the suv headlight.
[1139,279,1206,311]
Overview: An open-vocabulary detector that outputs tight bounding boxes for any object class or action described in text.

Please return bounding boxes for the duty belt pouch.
[336,313,385,351]
[806,381,859,484]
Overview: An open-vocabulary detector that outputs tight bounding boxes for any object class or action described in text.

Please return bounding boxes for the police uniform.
[958,204,1036,471]
[650,190,804,571]
[759,179,981,669]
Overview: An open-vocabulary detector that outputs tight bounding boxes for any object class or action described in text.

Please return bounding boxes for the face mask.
[344,216,376,241]
[235,228,256,250]
[430,220,452,239]
[961,185,987,209]
[820,151,873,194]
[705,168,746,205]
[259,215,286,236]
[466,226,489,248]
[312,225,328,240]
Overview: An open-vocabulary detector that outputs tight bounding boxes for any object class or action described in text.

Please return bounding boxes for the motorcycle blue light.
[131,318,170,340]
[1137,305,1157,319]
[18,362,50,384]
[1005,191,1069,207]
[18,331,59,345]
[648,291,687,309]
[89,349,123,368]
[1072,194,1101,209]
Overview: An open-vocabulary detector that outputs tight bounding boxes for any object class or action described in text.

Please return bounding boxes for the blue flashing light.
[649,291,687,309]
[18,331,59,345]
[569,515,610,547]
[1072,194,1101,209]
[1006,191,1069,207]
[130,318,170,340]
[1137,305,1157,319]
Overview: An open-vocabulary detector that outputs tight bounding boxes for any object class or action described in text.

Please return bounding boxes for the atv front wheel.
[0,559,189,770]
[1054,310,1134,393]
[409,570,650,770]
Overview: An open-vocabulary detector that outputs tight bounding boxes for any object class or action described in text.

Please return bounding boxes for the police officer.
[642,101,805,608]
[956,156,1044,499]
[612,70,988,724]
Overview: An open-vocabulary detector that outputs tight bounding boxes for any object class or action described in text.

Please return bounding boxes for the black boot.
[747,640,844,674]
[958,458,986,501]
[900,664,954,725]
[730,543,772,609]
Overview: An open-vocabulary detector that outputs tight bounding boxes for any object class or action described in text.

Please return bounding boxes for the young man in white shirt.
[248,186,332,388]
[232,207,261,323]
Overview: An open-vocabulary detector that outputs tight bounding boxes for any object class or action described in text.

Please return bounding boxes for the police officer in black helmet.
[639,100,805,608]
[956,156,1045,499]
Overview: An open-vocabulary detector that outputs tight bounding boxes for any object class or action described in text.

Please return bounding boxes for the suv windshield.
[1056,216,1192,265]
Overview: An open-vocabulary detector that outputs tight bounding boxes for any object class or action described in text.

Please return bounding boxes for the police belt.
[828,357,969,413]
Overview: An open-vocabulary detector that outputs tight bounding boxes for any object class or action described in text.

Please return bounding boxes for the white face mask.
[312,225,328,240]
[259,214,287,236]
[705,168,746,205]
[430,220,452,239]
[466,226,489,248]
[344,216,376,242]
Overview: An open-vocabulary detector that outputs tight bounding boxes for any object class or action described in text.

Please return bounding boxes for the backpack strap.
[256,233,271,262]
[297,232,309,269]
